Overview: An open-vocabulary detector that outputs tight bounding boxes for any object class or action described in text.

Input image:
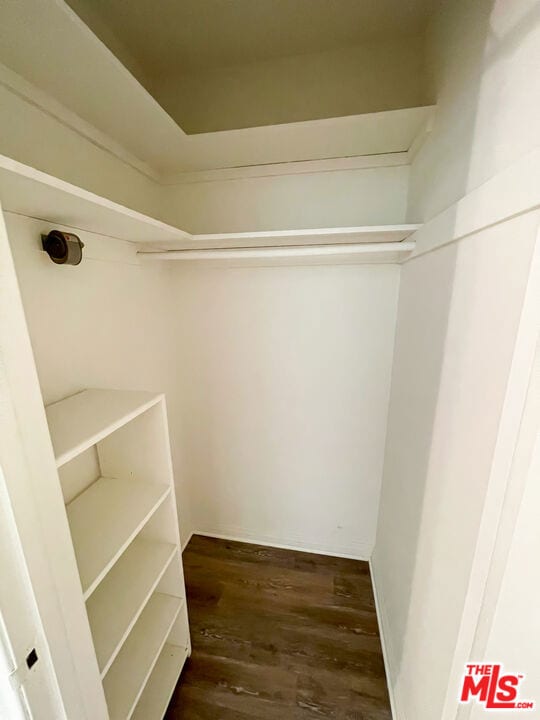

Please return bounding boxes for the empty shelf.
[86,538,177,676]
[46,389,162,467]
[141,240,416,263]
[67,477,170,598]
[103,593,182,720]
[0,155,192,246]
[132,644,188,720]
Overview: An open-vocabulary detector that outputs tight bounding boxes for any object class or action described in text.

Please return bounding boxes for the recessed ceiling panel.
[65,0,438,133]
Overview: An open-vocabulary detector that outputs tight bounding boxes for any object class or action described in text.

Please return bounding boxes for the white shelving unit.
[45,388,191,720]
[132,645,187,720]
[102,593,182,720]
[87,538,177,675]
[45,388,163,466]
[67,477,170,598]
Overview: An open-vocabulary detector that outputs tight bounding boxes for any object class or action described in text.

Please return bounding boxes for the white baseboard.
[370,556,402,720]
[185,526,371,561]
[181,530,194,552]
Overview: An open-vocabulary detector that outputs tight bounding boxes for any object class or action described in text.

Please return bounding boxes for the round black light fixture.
[41,230,84,265]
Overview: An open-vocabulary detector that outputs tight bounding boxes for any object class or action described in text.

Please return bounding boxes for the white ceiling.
[63,0,438,132]
[66,0,438,75]
[0,0,435,174]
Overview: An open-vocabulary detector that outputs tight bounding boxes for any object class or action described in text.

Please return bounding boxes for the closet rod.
[138,241,415,261]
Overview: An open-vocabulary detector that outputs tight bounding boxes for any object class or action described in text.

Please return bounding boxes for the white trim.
[370,557,402,720]
[162,152,410,185]
[407,148,540,261]
[406,109,435,164]
[188,529,371,560]
[0,466,62,720]
[181,532,194,553]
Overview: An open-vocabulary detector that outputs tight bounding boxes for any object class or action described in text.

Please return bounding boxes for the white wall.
[408,0,540,222]
[171,263,400,558]
[5,213,193,545]
[373,214,538,720]
[156,38,429,134]
[373,1,540,718]
[164,163,410,233]
[469,410,540,720]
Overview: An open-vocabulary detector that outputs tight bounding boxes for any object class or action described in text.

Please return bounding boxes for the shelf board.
[0,154,191,244]
[143,224,421,252]
[103,593,182,720]
[86,538,177,676]
[67,477,170,598]
[139,240,416,265]
[46,389,162,467]
[0,154,421,262]
[0,155,421,258]
[132,644,188,720]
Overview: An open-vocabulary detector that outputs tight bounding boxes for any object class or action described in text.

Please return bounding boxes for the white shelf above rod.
[138,241,416,261]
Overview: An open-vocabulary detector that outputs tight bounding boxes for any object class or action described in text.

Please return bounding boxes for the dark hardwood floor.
[165,535,391,720]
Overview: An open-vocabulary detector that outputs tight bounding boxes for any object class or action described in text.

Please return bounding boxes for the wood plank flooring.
[165,535,391,719]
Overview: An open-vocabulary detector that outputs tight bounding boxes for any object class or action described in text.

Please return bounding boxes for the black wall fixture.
[41,230,84,265]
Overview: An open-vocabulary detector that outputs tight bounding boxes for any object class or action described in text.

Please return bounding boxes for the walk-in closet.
[0,1,539,719]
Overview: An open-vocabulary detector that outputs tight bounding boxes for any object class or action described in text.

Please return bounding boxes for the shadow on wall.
[382,0,490,681]
[408,0,540,223]
[374,1,540,718]
[376,241,458,718]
